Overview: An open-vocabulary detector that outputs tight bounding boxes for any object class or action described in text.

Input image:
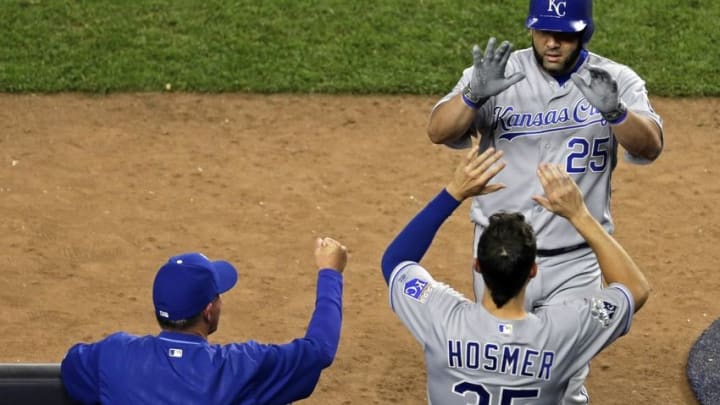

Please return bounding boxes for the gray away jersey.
[435,48,663,250]
[389,261,633,405]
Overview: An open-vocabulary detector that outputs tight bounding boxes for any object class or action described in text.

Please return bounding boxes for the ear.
[473,259,481,273]
[528,262,538,279]
[202,301,214,323]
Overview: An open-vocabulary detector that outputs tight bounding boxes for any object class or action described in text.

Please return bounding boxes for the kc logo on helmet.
[547,0,567,16]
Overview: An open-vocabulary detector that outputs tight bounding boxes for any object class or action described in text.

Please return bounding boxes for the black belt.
[537,242,590,257]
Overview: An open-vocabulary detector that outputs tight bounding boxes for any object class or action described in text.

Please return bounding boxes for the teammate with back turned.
[381,146,651,405]
[61,237,347,405]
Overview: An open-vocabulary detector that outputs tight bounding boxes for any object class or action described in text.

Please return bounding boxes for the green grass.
[0,0,717,96]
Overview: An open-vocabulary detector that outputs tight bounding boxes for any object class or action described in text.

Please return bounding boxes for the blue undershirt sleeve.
[253,269,343,404]
[304,269,343,364]
[380,188,461,284]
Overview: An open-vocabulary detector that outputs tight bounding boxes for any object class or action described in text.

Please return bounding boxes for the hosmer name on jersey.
[495,98,605,141]
[447,339,555,380]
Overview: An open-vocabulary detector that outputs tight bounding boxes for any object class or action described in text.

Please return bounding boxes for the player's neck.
[161,326,210,340]
[481,293,528,320]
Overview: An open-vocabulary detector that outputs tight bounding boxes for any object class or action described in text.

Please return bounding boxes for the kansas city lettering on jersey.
[447,339,555,380]
[494,98,605,141]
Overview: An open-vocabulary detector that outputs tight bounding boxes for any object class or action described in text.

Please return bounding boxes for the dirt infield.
[0,93,717,404]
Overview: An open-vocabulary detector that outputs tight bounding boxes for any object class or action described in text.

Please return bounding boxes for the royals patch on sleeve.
[590,297,617,327]
[403,278,432,303]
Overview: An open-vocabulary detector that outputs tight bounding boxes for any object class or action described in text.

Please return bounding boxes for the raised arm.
[381,147,506,283]
[608,112,663,161]
[532,164,650,310]
[571,67,662,161]
[253,237,346,404]
[427,95,480,145]
[305,237,346,365]
[427,38,525,145]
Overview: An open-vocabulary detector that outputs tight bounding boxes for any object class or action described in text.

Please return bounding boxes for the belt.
[537,242,590,257]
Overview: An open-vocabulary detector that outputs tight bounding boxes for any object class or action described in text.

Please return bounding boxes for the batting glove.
[462,37,526,109]
[571,66,628,124]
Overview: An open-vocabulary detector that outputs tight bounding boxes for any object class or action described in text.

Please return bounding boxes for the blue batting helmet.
[526,0,594,44]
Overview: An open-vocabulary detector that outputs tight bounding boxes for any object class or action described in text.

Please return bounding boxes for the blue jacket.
[60,269,343,405]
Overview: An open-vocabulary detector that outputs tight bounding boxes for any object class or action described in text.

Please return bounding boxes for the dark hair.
[477,212,537,308]
[155,295,219,330]
[156,311,203,331]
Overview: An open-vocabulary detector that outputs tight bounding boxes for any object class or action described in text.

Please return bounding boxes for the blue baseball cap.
[152,252,238,321]
[526,0,594,44]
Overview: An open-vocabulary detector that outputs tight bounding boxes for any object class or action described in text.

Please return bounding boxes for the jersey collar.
[158,330,208,344]
[551,48,588,86]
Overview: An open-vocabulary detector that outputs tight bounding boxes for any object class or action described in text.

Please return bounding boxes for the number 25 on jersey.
[453,381,540,405]
[566,136,610,173]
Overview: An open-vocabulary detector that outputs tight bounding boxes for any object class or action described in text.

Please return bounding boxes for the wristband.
[603,101,628,125]
[462,85,484,110]
[462,93,481,109]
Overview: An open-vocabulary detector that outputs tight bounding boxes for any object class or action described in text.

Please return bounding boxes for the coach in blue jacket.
[61,237,346,405]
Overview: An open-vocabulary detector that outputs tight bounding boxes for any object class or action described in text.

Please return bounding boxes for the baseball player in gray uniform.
[381,147,651,405]
[426,1,662,402]
[427,0,663,311]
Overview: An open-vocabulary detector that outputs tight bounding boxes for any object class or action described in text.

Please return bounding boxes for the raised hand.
[446,145,506,201]
[315,237,348,273]
[463,37,526,108]
[571,66,627,123]
[532,164,589,221]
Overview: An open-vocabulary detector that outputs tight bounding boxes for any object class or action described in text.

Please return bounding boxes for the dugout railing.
[0,363,76,404]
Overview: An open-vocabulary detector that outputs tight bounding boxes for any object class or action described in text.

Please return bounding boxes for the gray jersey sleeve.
[388,261,469,344]
[574,283,635,351]
[547,283,634,361]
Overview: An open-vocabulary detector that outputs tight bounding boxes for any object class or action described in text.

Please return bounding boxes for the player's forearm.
[381,188,461,283]
[305,269,343,366]
[569,212,650,310]
[611,112,663,161]
[256,271,342,405]
[427,95,477,144]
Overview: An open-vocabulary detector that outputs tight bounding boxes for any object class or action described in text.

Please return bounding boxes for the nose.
[546,34,561,48]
